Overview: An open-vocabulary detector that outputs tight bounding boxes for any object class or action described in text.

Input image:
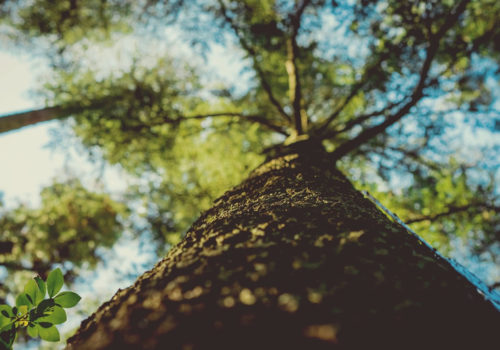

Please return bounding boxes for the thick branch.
[330,0,470,160]
[217,0,291,124]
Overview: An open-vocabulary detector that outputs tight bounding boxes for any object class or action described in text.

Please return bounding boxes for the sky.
[0,52,53,203]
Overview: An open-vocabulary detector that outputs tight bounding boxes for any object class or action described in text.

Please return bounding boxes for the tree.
[0,179,126,302]
[66,140,499,349]
[0,0,499,348]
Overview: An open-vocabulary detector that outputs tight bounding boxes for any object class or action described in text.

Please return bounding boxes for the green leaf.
[54,292,81,308]
[0,305,13,328]
[38,325,60,342]
[0,324,16,349]
[38,322,53,328]
[35,277,46,300]
[46,269,64,298]
[38,306,66,325]
[15,294,31,309]
[27,323,39,338]
[24,279,44,306]
[36,299,55,316]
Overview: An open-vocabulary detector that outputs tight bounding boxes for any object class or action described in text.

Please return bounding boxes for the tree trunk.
[0,107,63,134]
[66,140,499,349]
[0,99,114,135]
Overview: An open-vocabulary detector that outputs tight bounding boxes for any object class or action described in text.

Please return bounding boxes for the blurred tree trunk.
[0,107,63,134]
[66,140,499,349]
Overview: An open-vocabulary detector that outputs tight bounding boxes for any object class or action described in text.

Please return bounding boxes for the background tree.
[0,179,125,301]
[0,0,499,348]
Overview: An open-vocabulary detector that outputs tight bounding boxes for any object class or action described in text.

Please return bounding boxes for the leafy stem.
[0,268,81,349]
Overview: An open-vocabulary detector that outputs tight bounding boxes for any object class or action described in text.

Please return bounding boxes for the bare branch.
[316,83,365,135]
[385,145,441,171]
[286,0,312,135]
[315,51,391,136]
[217,0,291,124]
[330,0,470,160]
[320,99,404,140]
[139,111,289,136]
[184,112,289,136]
[406,203,499,224]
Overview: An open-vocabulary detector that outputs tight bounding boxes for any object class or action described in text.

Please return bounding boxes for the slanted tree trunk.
[66,140,499,349]
[0,99,114,135]
[0,107,63,134]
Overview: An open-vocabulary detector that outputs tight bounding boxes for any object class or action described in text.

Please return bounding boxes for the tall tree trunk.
[67,140,499,349]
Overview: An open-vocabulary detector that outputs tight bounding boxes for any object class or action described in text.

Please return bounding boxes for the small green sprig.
[0,268,81,349]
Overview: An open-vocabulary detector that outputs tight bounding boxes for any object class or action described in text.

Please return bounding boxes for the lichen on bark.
[67,140,499,349]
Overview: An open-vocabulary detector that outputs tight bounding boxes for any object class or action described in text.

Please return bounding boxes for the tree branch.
[406,203,499,224]
[217,0,292,124]
[183,112,289,136]
[315,51,391,136]
[0,261,36,272]
[320,99,404,140]
[330,0,470,160]
[1,104,288,139]
[0,97,117,135]
[385,145,441,171]
[286,0,311,135]
[0,107,64,134]
[136,111,289,136]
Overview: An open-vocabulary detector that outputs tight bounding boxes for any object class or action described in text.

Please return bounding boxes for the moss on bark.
[67,140,499,349]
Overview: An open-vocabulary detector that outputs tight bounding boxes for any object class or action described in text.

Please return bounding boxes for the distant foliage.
[0,179,126,272]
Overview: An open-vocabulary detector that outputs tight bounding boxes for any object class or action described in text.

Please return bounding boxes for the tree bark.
[66,140,499,349]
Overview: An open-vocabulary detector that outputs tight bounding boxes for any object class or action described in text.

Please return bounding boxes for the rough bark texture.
[67,140,499,349]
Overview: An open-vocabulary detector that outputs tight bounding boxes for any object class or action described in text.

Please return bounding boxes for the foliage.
[0,179,126,313]
[0,179,126,272]
[0,269,81,349]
